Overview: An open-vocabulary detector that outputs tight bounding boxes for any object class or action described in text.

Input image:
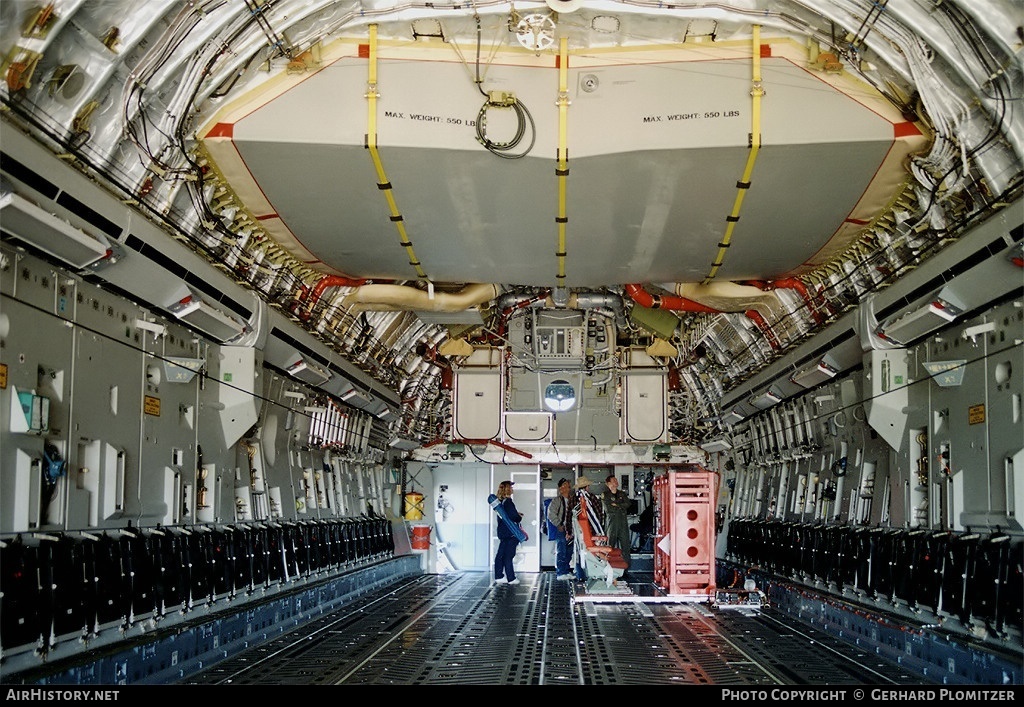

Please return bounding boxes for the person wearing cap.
[602,474,632,577]
[546,478,574,580]
[575,475,605,528]
[493,480,523,585]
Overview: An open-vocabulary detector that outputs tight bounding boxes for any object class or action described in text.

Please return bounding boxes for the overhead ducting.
[624,284,720,313]
[342,283,501,313]
[298,275,367,320]
[667,282,791,321]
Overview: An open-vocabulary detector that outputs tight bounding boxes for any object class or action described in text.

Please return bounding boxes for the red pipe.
[745,309,780,350]
[624,284,721,313]
[299,275,367,320]
[770,277,825,325]
[667,362,682,391]
[741,278,824,325]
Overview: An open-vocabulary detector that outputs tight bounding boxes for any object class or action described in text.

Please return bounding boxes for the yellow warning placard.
[144,395,161,416]
[0,363,7,389]
[968,404,985,425]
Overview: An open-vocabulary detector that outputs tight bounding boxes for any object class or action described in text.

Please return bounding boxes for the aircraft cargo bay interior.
[0,0,1021,688]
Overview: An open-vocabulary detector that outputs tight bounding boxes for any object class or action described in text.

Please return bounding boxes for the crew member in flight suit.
[602,474,632,578]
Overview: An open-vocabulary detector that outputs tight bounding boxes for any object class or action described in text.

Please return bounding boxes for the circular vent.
[48,64,85,100]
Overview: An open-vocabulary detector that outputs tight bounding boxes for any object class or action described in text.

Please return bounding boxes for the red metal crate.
[653,467,718,599]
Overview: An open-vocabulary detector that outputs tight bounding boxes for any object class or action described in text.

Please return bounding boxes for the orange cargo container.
[653,467,718,600]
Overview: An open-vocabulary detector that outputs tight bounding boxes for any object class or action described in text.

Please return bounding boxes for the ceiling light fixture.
[0,190,111,269]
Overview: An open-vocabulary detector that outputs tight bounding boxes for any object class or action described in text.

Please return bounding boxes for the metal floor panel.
[182,572,938,686]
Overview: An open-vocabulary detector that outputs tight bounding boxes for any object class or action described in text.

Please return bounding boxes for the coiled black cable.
[475,99,536,159]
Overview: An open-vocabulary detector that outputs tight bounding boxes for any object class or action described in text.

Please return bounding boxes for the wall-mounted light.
[791,355,839,389]
[375,404,400,422]
[286,356,331,386]
[876,287,966,346]
[0,190,112,269]
[699,438,732,453]
[748,388,782,410]
[166,289,246,342]
[721,409,745,425]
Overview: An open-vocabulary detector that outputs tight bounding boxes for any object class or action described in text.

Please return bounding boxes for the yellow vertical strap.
[555,37,570,286]
[366,24,378,149]
[703,25,764,285]
[365,24,427,280]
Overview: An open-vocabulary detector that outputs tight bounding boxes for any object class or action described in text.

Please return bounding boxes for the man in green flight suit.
[602,474,631,579]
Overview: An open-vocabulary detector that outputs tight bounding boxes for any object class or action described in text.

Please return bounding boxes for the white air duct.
[342,283,500,313]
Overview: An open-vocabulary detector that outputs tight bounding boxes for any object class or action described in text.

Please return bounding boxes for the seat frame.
[573,494,628,591]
